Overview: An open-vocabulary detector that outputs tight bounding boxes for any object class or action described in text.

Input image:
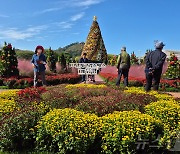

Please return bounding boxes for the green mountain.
[10,42,85,60]
[55,42,85,57]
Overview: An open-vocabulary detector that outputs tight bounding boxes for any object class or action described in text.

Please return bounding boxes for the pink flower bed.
[101,63,168,79]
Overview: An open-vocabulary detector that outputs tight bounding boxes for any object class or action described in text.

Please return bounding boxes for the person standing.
[31,45,47,87]
[79,53,89,82]
[116,47,131,87]
[145,41,167,91]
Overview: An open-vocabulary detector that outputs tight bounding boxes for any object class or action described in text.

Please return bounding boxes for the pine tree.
[142,49,152,64]
[165,52,180,79]
[81,16,108,64]
[47,47,57,73]
[130,51,139,65]
[59,53,66,71]
[0,42,19,77]
[110,55,117,66]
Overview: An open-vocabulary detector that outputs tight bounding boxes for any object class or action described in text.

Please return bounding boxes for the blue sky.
[0,0,180,56]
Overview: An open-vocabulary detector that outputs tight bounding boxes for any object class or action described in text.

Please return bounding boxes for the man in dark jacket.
[145,41,167,91]
[79,53,89,82]
[116,47,131,87]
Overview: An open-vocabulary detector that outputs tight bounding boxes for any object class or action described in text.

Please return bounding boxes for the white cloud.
[0,14,9,18]
[0,25,48,40]
[71,12,85,21]
[56,21,74,29]
[72,0,103,7]
[54,0,104,8]
[33,7,62,15]
[72,32,80,35]
[26,25,48,32]
[53,12,84,30]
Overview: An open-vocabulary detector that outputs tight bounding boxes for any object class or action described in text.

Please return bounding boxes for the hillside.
[55,42,85,57]
[5,42,85,60]
[15,49,34,60]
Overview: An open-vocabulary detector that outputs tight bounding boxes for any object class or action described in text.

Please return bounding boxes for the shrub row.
[0,73,81,89]
[99,72,180,91]
[35,109,163,153]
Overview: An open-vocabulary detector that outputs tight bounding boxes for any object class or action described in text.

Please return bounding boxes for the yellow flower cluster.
[145,100,180,131]
[101,110,162,153]
[145,100,180,148]
[0,90,19,100]
[65,83,107,89]
[124,87,174,101]
[36,108,101,153]
[32,101,49,114]
[35,108,163,153]
[0,90,19,114]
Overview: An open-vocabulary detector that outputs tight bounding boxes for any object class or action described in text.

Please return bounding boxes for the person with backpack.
[116,47,131,86]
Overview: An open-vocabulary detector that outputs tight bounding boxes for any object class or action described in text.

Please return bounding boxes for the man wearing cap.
[145,41,167,91]
[116,47,131,87]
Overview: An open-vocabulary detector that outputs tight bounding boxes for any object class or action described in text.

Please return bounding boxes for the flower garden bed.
[0,73,81,89]
[99,72,180,92]
[0,84,179,153]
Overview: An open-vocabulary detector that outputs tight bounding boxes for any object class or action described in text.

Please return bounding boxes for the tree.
[140,49,153,64]
[107,54,117,66]
[165,52,180,79]
[46,47,57,73]
[0,42,19,77]
[130,51,139,65]
[58,53,67,71]
[81,16,108,64]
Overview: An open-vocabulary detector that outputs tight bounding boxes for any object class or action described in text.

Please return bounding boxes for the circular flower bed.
[0,85,179,153]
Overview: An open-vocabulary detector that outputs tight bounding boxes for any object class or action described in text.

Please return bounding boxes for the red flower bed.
[46,74,81,85]
[18,87,47,99]
[99,72,146,83]
[0,73,81,89]
[99,72,180,89]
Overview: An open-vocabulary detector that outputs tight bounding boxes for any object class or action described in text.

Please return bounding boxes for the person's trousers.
[81,75,86,82]
[34,71,46,87]
[116,68,129,87]
[145,71,161,91]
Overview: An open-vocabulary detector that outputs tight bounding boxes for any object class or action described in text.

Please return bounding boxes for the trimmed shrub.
[0,90,19,116]
[145,100,180,148]
[35,108,101,153]
[101,111,163,153]
[75,92,157,116]
[0,106,41,152]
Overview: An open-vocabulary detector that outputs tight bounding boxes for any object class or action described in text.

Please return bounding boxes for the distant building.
[163,50,180,59]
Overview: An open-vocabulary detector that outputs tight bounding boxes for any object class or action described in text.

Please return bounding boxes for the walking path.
[167,92,180,98]
[0,89,9,93]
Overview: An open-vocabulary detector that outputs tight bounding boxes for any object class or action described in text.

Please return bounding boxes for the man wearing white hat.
[145,41,167,91]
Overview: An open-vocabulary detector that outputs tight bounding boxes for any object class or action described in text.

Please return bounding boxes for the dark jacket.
[79,58,89,63]
[145,49,166,73]
[117,53,131,70]
[31,53,46,72]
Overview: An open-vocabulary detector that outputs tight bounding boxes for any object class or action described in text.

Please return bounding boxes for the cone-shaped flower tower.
[82,16,107,64]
